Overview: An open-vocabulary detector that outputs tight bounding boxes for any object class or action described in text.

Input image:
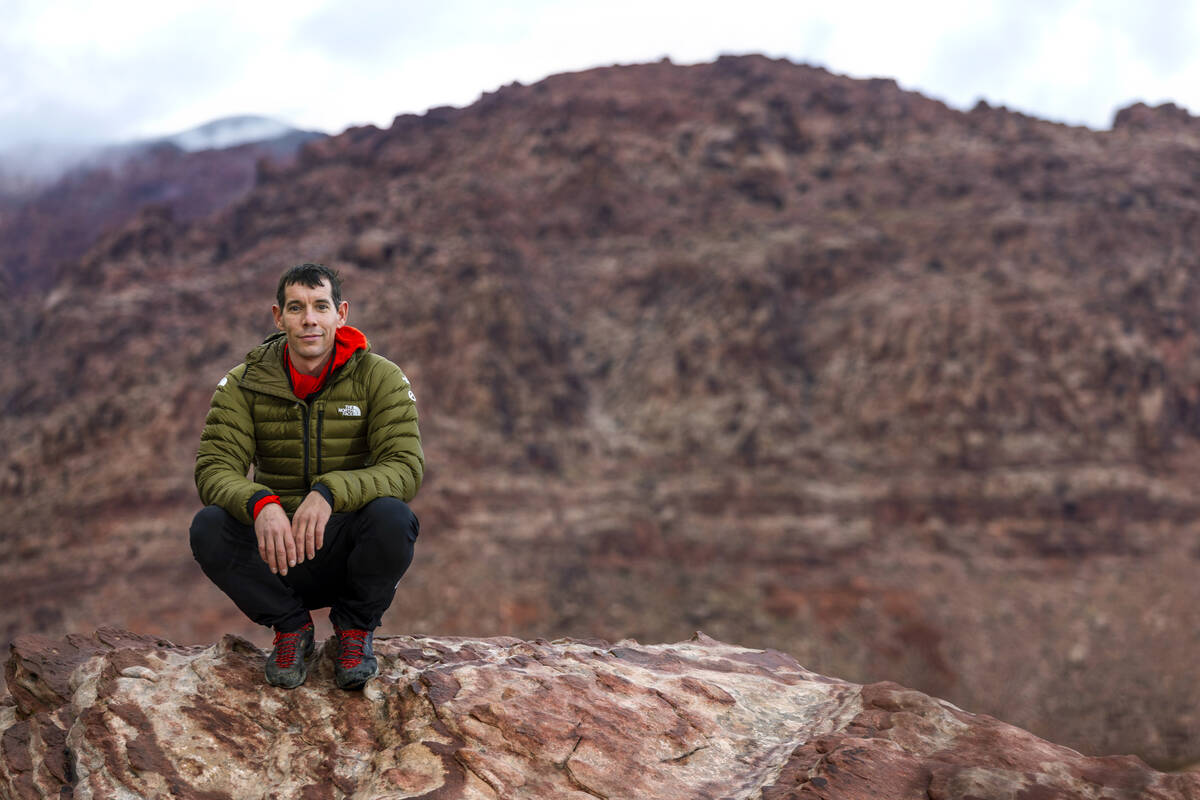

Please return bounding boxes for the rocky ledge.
[1,628,1194,799]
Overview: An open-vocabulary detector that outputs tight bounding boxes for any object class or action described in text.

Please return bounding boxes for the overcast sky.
[4,0,1199,155]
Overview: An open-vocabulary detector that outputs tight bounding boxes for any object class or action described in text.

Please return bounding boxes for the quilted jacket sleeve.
[315,356,424,510]
[195,368,274,524]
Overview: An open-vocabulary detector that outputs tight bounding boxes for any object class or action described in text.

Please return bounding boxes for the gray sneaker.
[334,628,377,690]
[265,622,315,689]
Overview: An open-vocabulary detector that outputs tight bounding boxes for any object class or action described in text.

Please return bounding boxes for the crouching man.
[190,263,422,689]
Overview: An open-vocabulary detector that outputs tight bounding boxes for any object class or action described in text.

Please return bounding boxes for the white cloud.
[3,0,1200,153]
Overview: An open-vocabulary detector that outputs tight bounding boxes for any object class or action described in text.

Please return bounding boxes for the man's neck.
[290,350,333,377]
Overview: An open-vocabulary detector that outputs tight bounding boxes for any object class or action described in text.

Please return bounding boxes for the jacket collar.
[238,331,371,401]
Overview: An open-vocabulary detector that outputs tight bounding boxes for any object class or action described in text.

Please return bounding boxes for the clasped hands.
[253,491,331,576]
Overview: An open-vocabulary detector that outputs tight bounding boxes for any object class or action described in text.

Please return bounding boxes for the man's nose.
[302,306,318,324]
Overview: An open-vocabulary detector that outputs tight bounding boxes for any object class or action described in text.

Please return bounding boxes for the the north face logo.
[337,405,362,417]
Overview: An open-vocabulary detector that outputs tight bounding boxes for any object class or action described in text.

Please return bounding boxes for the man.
[190,263,422,690]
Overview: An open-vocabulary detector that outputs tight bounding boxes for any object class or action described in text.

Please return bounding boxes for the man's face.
[272,278,348,372]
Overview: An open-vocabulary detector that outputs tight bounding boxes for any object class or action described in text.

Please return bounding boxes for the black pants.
[189,497,418,632]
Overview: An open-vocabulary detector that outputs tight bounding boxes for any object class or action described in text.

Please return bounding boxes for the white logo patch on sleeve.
[338,404,362,417]
[218,376,228,387]
[408,389,417,403]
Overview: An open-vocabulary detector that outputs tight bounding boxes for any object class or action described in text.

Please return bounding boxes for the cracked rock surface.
[2,627,1196,799]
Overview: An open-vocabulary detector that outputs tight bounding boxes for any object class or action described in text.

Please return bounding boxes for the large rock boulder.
[2,627,1194,799]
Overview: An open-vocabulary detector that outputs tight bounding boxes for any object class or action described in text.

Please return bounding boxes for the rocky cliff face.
[3,628,1195,800]
[0,127,323,298]
[5,55,1200,767]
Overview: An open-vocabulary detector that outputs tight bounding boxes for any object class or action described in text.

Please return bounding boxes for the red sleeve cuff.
[252,495,281,520]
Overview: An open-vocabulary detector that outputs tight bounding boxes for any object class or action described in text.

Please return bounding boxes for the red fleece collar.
[285,326,368,400]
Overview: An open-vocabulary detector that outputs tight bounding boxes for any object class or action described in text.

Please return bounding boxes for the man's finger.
[282,528,294,574]
[304,518,316,560]
[263,528,277,573]
[292,516,305,563]
[269,527,281,574]
[314,520,325,553]
[292,514,310,562]
[287,525,300,572]
[275,527,292,575]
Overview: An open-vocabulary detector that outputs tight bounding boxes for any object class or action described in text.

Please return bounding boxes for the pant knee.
[189,505,234,566]
[350,499,418,576]
[360,498,419,543]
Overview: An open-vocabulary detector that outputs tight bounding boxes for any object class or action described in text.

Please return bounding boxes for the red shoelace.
[337,629,369,668]
[272,625,310,667]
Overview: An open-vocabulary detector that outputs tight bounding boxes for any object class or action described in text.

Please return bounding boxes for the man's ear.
[272,304,284,331]
[336,300,349,327]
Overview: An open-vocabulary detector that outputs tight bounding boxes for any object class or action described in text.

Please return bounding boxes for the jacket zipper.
[316,407,325,475]
[299,402,311,488]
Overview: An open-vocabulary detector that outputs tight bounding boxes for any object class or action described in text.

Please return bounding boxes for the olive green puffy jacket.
[195,332,423,523]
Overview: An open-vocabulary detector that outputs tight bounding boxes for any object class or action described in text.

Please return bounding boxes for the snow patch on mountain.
[165,115,301,152]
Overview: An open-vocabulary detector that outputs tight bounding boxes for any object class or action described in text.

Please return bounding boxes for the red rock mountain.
[0,125,323,298]
[4,55,1200,767]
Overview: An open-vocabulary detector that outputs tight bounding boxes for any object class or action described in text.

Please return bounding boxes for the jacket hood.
[331,326,369,364]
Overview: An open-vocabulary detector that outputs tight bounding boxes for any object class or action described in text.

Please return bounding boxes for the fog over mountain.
[0,116,324,296]
[0,115,319,193]
[162,115,311,152]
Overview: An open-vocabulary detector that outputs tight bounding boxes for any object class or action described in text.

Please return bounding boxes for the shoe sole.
[335,665,378,691]
[266,644,317,689]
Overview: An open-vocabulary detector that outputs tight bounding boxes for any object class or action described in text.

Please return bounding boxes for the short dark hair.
[276,263,343,308]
